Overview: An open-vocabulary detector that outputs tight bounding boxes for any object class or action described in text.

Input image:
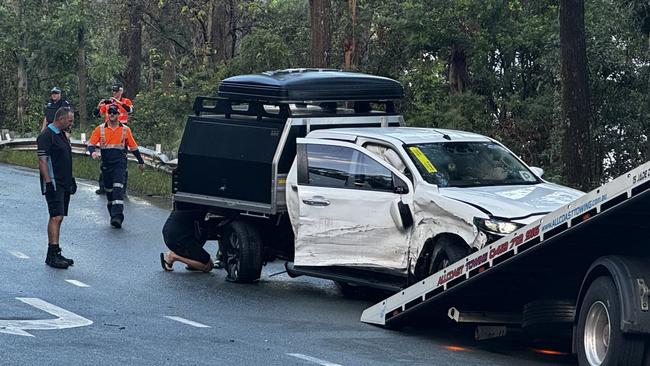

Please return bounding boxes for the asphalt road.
[0,163,577,366]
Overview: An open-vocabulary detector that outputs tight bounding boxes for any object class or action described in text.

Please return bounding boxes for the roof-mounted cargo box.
[217,68,404,103]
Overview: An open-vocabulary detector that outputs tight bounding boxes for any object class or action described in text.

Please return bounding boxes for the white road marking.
[0,297,93,337]
[164,316,211,328]
[65,280,90,288]
[286,353,343,366]
[8,251,29,259]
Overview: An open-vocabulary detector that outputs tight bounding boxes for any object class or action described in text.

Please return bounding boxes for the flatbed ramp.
[361,161,650,326]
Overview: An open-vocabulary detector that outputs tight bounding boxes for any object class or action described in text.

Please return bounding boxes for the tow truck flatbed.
[362,161,650,365]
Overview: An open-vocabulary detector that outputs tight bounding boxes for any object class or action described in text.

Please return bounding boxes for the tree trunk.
[560,0,596,190]
[449,43,468,94]
[121,1,143,99]
[343,0,357,70]
[162,42,176,91]
[309,0,331,68]
[209,0,232,66]
[77,24,88,131]
[16,55,27,132]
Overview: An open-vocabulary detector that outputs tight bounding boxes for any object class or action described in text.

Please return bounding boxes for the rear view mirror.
[530,166,544,177]
[393,174,409,194]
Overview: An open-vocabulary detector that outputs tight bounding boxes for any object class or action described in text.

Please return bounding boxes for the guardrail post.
[155,144,162,154]
[5,133,11,142]
[81,133,86,143]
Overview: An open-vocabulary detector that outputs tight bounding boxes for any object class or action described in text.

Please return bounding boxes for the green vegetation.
[1,1,649,189]
[0,150,171,198]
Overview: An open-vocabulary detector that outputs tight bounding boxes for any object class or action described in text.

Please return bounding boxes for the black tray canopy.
[218,68,404,103]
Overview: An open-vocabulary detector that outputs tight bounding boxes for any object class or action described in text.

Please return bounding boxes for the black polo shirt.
[37,124,73,193]
[44,98,72,124]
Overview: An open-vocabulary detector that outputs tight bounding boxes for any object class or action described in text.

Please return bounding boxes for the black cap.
[111,83,123,92]
[50,87,61,94]
[107,105,120,115]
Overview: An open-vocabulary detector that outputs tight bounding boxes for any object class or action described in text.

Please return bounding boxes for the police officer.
[41,87,72,131]
[37,106,77,269]
[93,83,134,195]
[87,104,144,228]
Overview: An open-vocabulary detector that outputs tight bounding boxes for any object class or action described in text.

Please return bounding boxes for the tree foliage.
[0,0,648,187]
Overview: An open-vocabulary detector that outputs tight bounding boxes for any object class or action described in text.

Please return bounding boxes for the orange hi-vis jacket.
[87,122,139,164]
[98,97,133,123]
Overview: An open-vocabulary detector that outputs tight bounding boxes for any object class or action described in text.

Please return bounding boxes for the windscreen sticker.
[518,171,535,181]
[409,147,437,173]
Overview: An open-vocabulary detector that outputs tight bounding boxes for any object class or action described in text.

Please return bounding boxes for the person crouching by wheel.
[160,210,214,273]
[86,105,144,228]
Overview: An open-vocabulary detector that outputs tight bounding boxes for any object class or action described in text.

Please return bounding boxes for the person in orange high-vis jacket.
[93,83,134,195]
[87,105,144,228]
[93,83,133,124]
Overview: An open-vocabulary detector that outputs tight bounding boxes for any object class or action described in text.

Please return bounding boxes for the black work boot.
[56,248,74,266]
[95,188,105,195]
[110,215,123,229]
[45,245,70,269]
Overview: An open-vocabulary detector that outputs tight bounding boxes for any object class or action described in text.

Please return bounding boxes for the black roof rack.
[217,68,404,103]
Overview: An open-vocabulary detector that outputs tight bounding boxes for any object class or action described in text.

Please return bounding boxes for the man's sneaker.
[110,215,123,229]
[46,247,69,269]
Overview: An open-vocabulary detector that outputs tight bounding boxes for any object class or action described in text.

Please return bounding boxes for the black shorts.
[45,189,71,217]
[162,210,210,264]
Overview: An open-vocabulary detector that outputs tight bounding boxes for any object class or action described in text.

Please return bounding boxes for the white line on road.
[0,297,93,337]
[286,353,343,366]
[8,251,29,259]
[65,280,90,288]
[164,316,211,328]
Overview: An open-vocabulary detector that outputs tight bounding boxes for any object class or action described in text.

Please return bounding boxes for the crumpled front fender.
[408,190,487,274]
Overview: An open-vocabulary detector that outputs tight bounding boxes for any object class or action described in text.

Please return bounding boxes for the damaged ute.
[286,128,583,283]
[172,69,583,293]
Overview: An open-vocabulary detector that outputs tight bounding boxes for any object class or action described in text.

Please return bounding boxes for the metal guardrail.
[0,137,177,173]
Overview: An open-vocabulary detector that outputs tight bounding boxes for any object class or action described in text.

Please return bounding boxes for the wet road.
[0,163,577,365]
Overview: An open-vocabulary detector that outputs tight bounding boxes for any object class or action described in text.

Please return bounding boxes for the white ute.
[286,127,583,279]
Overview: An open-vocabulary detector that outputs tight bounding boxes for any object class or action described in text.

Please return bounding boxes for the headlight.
[474,217,522,235]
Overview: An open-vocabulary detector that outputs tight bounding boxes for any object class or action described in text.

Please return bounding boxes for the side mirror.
[393,174,409,194]
[530,166,544,177]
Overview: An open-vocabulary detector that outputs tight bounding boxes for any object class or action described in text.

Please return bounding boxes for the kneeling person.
[87,105,144,228]
[160,210,214,272]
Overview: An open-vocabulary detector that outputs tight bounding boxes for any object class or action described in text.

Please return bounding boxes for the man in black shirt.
[37,106,77,269]
[41,87,72,131]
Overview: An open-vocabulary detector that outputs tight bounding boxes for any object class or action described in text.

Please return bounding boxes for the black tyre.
[429,236,469,274]
[222,220,263,283]
[576,276,645,366]
[523,300,575,346]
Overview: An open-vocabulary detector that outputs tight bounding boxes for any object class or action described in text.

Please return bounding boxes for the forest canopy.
[1,0,649,188]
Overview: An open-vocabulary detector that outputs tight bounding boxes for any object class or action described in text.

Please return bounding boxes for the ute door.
[292,138,414,270]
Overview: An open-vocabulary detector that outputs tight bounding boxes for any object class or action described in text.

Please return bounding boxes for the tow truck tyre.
[223,220,263,283]
[576,276,645,366]
[429,236,469,274]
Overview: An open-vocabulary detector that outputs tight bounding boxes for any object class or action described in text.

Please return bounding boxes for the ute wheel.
[222,220,263,283]
[576,276,645,366]
[428,236,469,275]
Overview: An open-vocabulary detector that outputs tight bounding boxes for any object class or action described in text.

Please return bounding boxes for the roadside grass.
[0,150,171,198]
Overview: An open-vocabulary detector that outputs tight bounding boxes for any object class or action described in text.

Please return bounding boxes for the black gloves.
[45,182,55,195]
[70,178,77,195]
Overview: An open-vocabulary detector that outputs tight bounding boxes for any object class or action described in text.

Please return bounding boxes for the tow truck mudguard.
[576,255,650,335]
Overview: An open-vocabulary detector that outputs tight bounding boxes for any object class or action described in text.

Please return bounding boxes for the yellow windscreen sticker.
[409,147,437,173]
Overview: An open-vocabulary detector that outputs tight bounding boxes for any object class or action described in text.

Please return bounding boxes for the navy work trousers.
[102,161,126,219]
